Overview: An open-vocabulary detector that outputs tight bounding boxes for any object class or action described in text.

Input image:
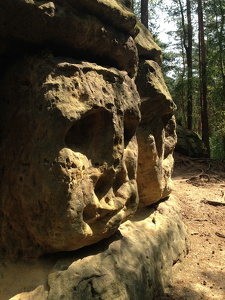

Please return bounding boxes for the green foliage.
[210,133,225,161]
[133,0,141,18]
[132,0,160,36]
[133,0,225,160]
[210,110,225,161]
[160,0,225,160]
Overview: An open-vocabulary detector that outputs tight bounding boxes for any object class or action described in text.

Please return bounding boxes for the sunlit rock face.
[136,60,177,206]
[0,0,178,257]
[0,1,190,299]
[0,57,140,258]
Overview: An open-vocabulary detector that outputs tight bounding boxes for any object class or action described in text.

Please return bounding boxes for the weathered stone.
[134,20,162,64]
[0,0,138,77]
[176,124,208,158]
[0,196,189,300]
[0,2,189,299]
[66,0,138,36]
[0,56,140,258]
[47,197,188,300]
[136,60,177,206]
[136,60,176,118]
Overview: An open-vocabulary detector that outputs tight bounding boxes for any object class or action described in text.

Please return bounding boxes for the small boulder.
[176,124,207,158]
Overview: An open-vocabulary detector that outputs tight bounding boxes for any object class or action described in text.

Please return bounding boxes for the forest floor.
[163,152,225,300]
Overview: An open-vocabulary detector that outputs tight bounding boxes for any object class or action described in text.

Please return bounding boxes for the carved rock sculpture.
[0,2,189,299]
[0,0,179,258]
[136,60,177,206]
[1,196,189,300]
[0,0,188,300]
[0,57,140,257]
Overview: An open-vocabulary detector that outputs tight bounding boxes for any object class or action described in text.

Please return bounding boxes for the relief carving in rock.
[0,57,140,257]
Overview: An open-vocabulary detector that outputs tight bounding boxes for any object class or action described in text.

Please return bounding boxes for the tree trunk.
[141,0,148,28]
[186,0,193,130]
[212,0,225,103]
[218,0,225,103]
[178,0,193,130]
[180,33,187,127]
[198,0,210,157]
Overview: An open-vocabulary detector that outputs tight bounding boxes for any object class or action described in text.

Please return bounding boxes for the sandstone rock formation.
[1,196,189,300]
[134,19,162,64]
[0,0,138,77]
[136,60,177,206]
[176,124,208,158]
[0,0,188,299]
[0,57,140,257]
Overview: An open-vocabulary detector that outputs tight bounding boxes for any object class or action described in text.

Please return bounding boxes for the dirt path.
[163,153,225,300]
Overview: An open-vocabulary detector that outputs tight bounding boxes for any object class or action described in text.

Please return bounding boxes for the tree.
[141,0,149,28]
[175,0,193,130]
[204,0,225,159]
[186,0,193,130]
[212,0,225,101]
[133,0,160,35]
[133,0,224,159]
[198,0,210,156]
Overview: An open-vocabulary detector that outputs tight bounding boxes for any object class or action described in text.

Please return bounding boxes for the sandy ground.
[163,153,225,300]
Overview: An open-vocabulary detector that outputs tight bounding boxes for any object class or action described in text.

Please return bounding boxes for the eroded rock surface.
[0,1,188,299]
[0,57,140,258]
[0,196,189,300]
[176,124,208,158]
[0,0,138,77]
[134,19,162,64]
[136,60,177,206]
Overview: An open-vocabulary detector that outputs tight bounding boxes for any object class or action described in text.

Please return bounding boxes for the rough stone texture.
[175,124,208,158]
[66,0,138,35]
[0,196,189,300]
[134,19,162,64]
[0,56,140,258]
[0,0,138,77]
[0,1,189,299]
[136,60,177,206]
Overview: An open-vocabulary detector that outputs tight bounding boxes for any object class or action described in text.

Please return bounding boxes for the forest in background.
[133,0,225,161]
